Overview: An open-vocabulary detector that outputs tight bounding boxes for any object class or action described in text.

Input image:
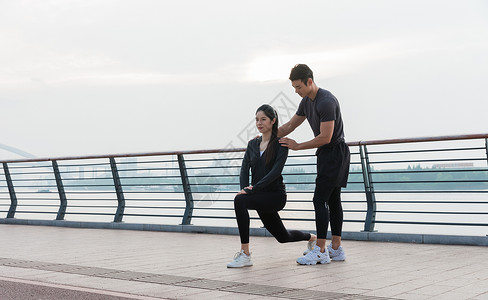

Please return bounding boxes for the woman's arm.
[239,144,251,190]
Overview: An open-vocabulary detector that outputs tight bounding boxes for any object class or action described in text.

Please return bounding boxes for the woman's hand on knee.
[236,186,253,196]
[236,189,247,195]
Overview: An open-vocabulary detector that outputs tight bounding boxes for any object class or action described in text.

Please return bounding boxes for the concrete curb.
[1,218,487,246]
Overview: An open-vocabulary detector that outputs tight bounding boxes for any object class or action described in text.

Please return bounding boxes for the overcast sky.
[1,0,487,159]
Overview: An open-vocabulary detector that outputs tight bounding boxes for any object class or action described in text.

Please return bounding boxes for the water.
[2,189,487,237]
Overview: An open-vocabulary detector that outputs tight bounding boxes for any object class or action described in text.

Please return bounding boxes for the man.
[279,64,350,265]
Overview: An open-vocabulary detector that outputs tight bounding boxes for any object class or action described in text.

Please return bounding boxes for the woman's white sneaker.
[296,246,330,265]
[227,250,253,268]
[327,244,346,261]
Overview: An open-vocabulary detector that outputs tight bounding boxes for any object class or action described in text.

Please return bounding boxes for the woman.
[227,104,317,268]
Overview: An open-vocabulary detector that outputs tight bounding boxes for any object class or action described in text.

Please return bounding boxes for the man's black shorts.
[316,141,351,187]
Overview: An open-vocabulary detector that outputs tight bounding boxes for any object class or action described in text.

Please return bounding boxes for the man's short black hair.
[289,64,314,85]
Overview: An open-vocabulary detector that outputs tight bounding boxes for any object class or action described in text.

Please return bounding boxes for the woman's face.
[255,110,275,134]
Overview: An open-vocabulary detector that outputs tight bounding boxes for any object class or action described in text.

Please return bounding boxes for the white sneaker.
[227,250,253,268]
[327,244,346,261]
[303,238,317,255]
[296,245,330,265]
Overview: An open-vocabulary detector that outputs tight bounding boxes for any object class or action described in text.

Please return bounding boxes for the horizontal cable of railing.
[0,133,487,236]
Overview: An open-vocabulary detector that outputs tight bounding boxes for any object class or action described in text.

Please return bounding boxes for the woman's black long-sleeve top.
[240,137,288,194]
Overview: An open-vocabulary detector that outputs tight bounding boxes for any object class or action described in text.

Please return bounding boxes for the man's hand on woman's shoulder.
[279,137,300,150]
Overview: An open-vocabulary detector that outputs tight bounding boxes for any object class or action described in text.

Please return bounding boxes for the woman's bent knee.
[234,194,247,209]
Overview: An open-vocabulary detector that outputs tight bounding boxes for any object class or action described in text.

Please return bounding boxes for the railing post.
[52,160,67,220]
[485,138,488,165]
[110,157,125,223]
[2,163,17,218]
[360,145,377,232]
[177,154,193,225]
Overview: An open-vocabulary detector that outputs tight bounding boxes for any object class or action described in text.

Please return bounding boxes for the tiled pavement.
[0,224,487,299]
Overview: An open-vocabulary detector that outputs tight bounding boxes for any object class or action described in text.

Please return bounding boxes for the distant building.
[432,162,474,169]
[118,157,138,176]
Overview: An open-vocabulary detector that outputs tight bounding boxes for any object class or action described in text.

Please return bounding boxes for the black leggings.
[313,185,343,239]
[234,191,311,244]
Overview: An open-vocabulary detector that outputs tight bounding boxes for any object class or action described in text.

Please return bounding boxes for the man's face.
[291,79,312,98]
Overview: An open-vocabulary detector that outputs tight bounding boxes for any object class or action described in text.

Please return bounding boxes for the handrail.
[354,133,488,146]
[0,148,248,164]
[1,133,487,238]
[1,133,487,164]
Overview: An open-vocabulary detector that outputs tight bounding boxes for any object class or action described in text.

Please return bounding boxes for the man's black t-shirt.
[296,88,350,187]
[296,88,345,147]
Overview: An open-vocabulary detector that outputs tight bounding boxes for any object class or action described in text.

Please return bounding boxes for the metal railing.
[1,134,487,237]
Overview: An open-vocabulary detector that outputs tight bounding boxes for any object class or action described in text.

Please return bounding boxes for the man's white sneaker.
[296,245,330,265]
[327,244,346,261]
[227,250,253,268]
[303,238,317,255]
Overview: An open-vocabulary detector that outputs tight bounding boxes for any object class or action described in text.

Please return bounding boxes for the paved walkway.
[0,224,487,300]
